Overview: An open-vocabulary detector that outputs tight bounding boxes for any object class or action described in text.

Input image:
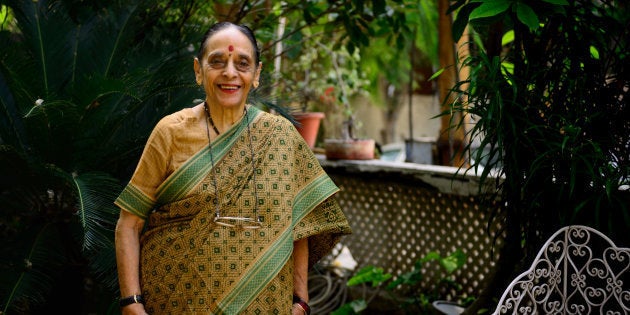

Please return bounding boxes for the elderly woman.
[114,22,351,314]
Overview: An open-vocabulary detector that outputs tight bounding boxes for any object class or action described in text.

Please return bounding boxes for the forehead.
[204,27,254,57]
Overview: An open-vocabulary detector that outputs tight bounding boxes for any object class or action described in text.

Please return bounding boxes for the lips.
[218,84,240,91]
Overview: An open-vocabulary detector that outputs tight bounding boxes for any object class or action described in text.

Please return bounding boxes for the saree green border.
[155,106,263,205]
[115,183,155,219]
[216,174,339,314]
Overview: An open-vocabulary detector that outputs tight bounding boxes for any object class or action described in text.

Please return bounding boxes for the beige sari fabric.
[115,105,351,314]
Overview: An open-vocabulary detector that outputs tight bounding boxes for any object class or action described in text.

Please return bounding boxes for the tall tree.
[436,0,466,167]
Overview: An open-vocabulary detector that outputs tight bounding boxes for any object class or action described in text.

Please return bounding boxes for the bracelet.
[293,295,311,315]
[119,294,145,307]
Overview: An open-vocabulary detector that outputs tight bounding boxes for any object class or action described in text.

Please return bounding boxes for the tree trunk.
[436,0,466,167]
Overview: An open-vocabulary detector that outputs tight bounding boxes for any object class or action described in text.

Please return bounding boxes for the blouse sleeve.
[114,118,173,219]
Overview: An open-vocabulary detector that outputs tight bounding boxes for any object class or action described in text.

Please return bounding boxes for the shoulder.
[252,107,296,131]
[153,107,199,135]
[250,107,311,149]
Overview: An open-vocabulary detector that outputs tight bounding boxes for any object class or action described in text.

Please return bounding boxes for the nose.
[223,61,238,78]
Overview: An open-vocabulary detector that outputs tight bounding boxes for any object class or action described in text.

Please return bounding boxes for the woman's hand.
[292,303,307,315]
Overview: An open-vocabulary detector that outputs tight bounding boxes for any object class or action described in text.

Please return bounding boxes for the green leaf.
[420,251,442,263]
[73,172,121,251]
[371,0,386,15]
[440,250,467,273]
[447,0,467,15]
[515,2,539,31]
[346,266,392,287]
[346,41,356,55]
[429,68,445,81]
[331,299,367,315]
[501,61,514,77]
[452,2,480,42]
[469,0,511,20]
[1,223,68,314]
[501,30,515,46]
[589,45,600,59]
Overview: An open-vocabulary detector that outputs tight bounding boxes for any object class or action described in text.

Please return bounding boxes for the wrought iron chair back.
[492,225,630,315]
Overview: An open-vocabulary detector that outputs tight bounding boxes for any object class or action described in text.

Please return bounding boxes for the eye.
[235,59,251,72]
[208,58,226,69]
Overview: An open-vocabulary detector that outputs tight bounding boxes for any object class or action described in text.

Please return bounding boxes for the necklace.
[204,101,245,135]
[203,103,262,229]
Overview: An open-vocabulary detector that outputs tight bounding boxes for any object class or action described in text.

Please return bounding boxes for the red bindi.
[228,45,234,52]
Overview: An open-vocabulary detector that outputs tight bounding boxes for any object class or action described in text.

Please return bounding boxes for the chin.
[216,101,246,109]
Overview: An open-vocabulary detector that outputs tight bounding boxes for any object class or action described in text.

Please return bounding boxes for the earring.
[253,81,259,88]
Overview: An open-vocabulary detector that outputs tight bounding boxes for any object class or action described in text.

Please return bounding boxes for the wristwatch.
[119,294,145,307]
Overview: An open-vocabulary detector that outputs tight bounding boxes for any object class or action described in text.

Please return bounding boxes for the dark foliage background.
[448,0,629,313]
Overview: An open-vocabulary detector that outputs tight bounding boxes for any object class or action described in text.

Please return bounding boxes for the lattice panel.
[326,169,503,298]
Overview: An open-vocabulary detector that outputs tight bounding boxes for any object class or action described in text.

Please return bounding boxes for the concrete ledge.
[317,155,497,197]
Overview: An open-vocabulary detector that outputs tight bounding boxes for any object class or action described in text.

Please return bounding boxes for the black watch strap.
[119,294,145,307]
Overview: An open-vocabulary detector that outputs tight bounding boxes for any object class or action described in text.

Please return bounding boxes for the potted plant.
[276,41,327,150]
[279,26,373,157]
[321,91,375,160]
[291,91,325,150]
[316,45,375,160]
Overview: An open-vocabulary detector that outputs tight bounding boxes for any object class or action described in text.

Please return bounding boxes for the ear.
[193,57,203,85]
[253,62,262,87]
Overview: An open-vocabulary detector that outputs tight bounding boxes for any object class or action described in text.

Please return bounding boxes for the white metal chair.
[492,225,630,314]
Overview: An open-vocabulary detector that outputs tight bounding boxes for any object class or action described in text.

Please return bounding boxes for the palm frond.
[6,0,76,97]
[0,223,68,314]
[0,25,38,151]
[86,241,119,290]
[72,171,120,251]
[72,171,121,290]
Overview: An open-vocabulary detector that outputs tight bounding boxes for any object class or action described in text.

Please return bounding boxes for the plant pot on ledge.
[293,112,325,149]
[324,118,375,160]
[324,138,375,160]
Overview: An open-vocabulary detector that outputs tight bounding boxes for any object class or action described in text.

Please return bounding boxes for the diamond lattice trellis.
[320,162,504,298]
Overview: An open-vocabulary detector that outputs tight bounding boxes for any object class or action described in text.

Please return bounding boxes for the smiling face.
[194,26,262,110]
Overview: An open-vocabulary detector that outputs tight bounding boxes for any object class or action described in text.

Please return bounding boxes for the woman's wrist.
[120,294,145,307]
[293,295,311,315]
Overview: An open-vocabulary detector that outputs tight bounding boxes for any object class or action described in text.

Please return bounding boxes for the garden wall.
[318,157,504,299]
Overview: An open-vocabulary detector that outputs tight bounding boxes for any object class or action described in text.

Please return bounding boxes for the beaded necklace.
[203,102,262,229]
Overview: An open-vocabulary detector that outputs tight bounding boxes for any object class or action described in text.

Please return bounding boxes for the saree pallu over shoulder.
[122,106,351,314]
[153,107,260,206]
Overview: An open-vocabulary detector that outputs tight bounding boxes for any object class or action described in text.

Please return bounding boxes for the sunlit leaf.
[429,68,445,81]
[501,61,514,77]
[590,46,600,59]
[501,30,514,46]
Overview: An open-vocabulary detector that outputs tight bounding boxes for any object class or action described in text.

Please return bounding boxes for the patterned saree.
[115,106,351,314]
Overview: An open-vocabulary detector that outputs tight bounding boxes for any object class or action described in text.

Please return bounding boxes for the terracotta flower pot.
[324,138,375,160]
[293,112,325,149]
